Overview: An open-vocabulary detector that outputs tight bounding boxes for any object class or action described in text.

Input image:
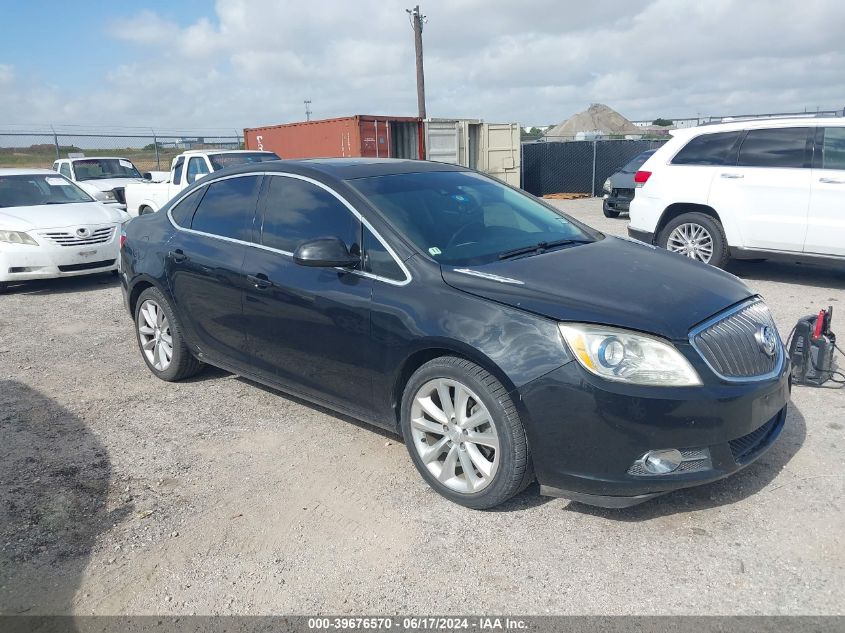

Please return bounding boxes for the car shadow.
[0,381,127,618]
[565,404,807,521]
[726,259,845,290]
[2,272,119,296]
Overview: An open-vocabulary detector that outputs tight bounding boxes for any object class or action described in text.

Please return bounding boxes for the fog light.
[642,449,683,474]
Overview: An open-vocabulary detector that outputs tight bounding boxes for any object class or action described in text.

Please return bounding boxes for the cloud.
[4,0,845,129]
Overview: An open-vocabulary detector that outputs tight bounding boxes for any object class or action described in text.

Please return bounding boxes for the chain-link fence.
[0,126,244,173]
[521,137,668,197]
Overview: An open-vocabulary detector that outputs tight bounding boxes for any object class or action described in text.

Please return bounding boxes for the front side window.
[349,170,595,266]
[737,127,810,168]
[671,131,741,166]
[172,157,185,185]
[58,163,72,178]
[363,227,405,281]
[70,158,141,180]
[0,174,93,208]
[821,128,845,170]
[259,176,359,253]
[190,175,261,241]
[187,157,210,184]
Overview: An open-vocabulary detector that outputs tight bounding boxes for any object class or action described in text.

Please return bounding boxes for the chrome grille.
[690,299,783,380]
[41,227,115,247]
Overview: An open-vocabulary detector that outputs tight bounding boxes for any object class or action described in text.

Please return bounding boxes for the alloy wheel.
[137,299,173,371]
[409,378,500,493]
[666,222,714,263]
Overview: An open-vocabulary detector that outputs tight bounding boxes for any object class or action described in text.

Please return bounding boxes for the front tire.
[658,211,729,269]
[400,357,532,509]
[134,287,203,381]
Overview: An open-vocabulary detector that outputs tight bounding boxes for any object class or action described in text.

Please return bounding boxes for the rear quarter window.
[671,131,741,166]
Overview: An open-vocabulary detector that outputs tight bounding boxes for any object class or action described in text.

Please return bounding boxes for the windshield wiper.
[498,238,591,261]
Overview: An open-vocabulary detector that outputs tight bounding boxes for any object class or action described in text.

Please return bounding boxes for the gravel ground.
[0,198,843,616]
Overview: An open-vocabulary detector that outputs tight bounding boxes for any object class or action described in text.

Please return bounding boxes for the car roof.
[66,156,133,162]
[183,149,275,155]
[0,168,59,176]
[671,116,845,138]
[213,157,468,180]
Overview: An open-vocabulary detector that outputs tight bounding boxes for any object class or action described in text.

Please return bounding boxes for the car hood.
[440,236,753,341]
[0,202,124,231]
[608,170,636,190]
[77,178,146,192]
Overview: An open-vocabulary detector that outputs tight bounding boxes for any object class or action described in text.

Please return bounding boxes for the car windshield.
[619,150,655,173]
[350,170,597,266]
[0,174,94,207]
[208,152,280,170]
[72,158,142,180]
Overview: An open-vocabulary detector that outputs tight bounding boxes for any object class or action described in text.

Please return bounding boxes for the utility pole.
[406,5,427,119]
[304,100,312,121]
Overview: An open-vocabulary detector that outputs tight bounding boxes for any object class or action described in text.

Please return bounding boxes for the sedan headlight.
[559,323,701,386]
[602,178,611,193]
[0,230,38,246]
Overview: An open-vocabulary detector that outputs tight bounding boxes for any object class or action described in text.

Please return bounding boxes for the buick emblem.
[755,325,778,357]
[76,227,91,238]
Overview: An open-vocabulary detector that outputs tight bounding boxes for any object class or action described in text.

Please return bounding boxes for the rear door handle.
[720,173,744,179]
[168,249,187,263]
[247,273,272,290]
[819,177,845,184]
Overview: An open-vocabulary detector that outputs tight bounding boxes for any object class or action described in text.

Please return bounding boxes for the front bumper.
[517,356,791,508]
[627,226,655,244]
[603,191,633,212]
[0,228,119,282]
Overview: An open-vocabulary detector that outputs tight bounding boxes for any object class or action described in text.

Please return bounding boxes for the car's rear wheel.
[134,287,203,381]
[659,212,728,269]
[139,206,153,216]
[400,356,532,509]
[602,203,621,218]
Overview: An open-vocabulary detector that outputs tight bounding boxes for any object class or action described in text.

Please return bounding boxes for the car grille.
[41,227,115,247]
[690,300,782,380]
[58,259,116,272]
[729,409,785,464]
[113,187,126,204]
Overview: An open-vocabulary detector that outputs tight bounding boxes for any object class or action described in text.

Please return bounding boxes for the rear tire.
[602,204,621,219]
[400,356,533,509]
[658,211,729,269]
[139,206,153,216]
[134,287,203,382]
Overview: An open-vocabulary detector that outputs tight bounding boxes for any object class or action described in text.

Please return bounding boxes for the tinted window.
[59,163,72,178]
[209,152,280,170]
[171,187,206,226]
[737,127,810,168]
[672,131,741,165]
[363,227,405,281]
[172,157,185,185]
[260,176,359,253]
[620,150,655,173]
[821,128,845,170]
[187,157,210,184]
[190,175,261,241]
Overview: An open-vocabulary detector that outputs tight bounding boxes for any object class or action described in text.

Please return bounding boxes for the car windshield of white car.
[72,158,142,181]
[208,152,280,170]
[0,175,94,208]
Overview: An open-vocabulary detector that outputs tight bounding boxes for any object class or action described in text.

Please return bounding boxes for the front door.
[806,127,845,257]
[166,174,262,368]
[242,174,373,413]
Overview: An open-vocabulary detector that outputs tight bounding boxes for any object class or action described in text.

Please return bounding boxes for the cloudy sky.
[1,0,843,130]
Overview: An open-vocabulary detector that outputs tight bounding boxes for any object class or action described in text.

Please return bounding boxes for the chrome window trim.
[166,170,412,287]
[687,297,785,383]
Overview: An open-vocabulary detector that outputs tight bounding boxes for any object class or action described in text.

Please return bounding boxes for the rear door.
[425,120,460,164]
[806,127,845,256]
[709,127,812,252]
[165,174,262,369]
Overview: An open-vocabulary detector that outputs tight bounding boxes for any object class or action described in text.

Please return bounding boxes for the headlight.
[98,190,117,202]
[559,323,701,386]
[602,178,611,193]
[0,230,38,246]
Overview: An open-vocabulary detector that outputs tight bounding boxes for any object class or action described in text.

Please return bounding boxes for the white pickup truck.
[53,156,146,212]
[123,149,279,216]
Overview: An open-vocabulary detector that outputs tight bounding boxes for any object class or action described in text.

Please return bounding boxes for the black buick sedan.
[120,159,789,509]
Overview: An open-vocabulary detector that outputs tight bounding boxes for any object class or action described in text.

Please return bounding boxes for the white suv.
[628,118,845,268]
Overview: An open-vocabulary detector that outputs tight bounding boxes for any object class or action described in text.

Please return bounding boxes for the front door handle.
[168,249,187,263]
[247,273,272,290]
[819,177,845,184]
[720,173,744,179]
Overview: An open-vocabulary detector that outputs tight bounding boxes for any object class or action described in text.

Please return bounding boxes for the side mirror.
[293,237,359,268]
[143,172,153,181]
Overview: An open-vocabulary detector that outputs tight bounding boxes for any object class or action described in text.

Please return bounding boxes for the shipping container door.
[481,123,521,187]
[425,120,460,164]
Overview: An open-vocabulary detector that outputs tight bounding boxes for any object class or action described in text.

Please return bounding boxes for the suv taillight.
[634,170,652,187]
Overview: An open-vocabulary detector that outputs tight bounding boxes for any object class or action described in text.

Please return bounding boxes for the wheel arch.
[127,275,169,321]
[656,203,740,246]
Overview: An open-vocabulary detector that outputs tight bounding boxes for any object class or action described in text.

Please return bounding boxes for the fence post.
[51,125,60,160]
[152,129,160,170]
[591,140,597,197]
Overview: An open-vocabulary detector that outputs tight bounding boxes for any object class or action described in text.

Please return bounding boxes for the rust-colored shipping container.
[244,115,424,160]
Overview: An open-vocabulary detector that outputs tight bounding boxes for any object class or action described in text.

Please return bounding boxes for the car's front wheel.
[400,357,533,509]
[658,212,729,268]
[134,287,203,381]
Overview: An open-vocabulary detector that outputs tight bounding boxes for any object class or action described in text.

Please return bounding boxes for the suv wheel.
[602,202,621,219]
[659,212,728,268]
[134,287,203,381]
[400,357,533,509]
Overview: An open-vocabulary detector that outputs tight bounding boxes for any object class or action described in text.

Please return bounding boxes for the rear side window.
[737,127,810,168]
[170,187,205,226]
[363,227,405,281]
[821,128,845,170]
[259,176,359,253]
[671,131,741,165]
[190,175,261,241]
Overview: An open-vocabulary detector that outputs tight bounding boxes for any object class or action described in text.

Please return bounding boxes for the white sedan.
[0,168,129,292]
